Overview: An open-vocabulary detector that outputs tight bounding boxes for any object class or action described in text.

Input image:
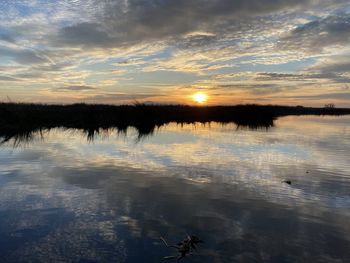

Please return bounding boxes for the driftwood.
[160,235,203,260]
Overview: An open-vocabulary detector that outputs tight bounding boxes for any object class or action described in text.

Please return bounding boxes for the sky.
[0,0,350,106]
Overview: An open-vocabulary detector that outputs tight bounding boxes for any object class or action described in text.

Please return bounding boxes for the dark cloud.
[0,70,45,81]
[283,92,350,100]
[56,22,115,48]
[84,92,163,103]
[278,14,350,52]
[176,33,218,49]
[256,73,308,81]
[257,54,350,85]
[215,83,289,95]
[117,58,145,66]
[309,55,350,74]
[0,31,15,43]
[54,85,97,92]
[318,61,350,73]
[56,0,313,48]
[12,72,45,80]
[257,72,350,83]
[0,46,49,64]
[32,61,73,72]
[0,75,18,81]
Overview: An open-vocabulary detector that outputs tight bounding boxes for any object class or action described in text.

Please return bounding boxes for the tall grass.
[1,102,349,144]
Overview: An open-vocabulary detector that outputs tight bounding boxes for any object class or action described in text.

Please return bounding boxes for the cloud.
[281,92,350,100]
[257,71,350,84]
[85,92,163,103]
[256,72,323,81]
[54,85,97,92]
[278,14,350,53]
[0,75,18,81]
[56,22,116,48]
[218,83,290,95]
[54,0,315,49]
[1,0,350,105]
[116,59,146,66]
[0,46,50,64]
[308,54,350,74]
[0,30,15,43]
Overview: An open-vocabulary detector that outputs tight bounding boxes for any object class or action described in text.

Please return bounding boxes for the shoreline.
[1,103,349,142]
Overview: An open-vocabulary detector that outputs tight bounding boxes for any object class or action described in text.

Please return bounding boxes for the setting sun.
[193,92,208,104]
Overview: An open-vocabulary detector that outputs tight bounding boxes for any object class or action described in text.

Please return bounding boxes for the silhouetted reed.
[0,102,349,144]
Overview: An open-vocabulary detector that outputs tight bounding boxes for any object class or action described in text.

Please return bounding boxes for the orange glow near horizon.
[192,92,208,104]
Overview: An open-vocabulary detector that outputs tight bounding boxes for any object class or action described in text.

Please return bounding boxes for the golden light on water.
[193,92,208,104]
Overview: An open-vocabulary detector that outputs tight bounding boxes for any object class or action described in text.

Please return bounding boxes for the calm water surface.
[0,116,349,262]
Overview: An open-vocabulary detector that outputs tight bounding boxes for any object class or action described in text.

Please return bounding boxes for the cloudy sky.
[0,0,350,106]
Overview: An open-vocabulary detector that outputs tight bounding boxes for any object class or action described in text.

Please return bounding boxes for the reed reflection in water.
[0,116,349,262]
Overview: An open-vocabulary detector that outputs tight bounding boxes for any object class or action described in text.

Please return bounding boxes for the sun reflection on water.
[0,116,350,261]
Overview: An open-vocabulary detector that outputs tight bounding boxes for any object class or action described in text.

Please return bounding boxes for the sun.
[192,92,208,104]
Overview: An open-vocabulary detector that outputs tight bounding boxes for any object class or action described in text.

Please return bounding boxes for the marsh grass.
[1,102,349,144]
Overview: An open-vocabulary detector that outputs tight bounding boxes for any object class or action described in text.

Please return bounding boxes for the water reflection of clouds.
[1,164,349,262]
[1,117,350,208]
[0,116,349,261]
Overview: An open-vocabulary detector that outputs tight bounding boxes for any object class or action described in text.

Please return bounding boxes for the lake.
[0,115,349,262]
